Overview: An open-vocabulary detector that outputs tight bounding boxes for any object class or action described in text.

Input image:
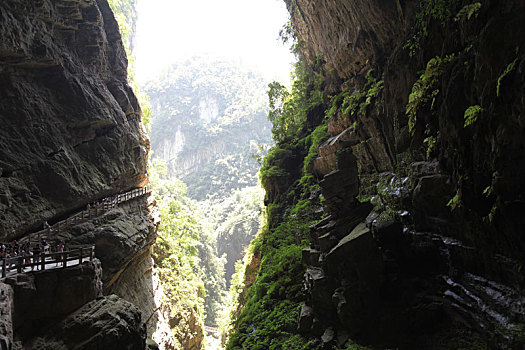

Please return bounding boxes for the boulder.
[4,259,102,339]
[302,248,322,267]
[297,304,314,334]
[412,175,455,231]
[0,283,14,350]
[33,294,146,350]
[324,222,384,329]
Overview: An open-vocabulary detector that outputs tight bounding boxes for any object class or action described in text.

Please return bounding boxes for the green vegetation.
[227,59,327,349]
[325,68,383,124]
[150,159,226,329]
[497,52,519,97]
[199,185,265,286]
[463,105,483,127]
[146,57,271,200]
[447,188,463,211]
[226,199,321,349]
[454,2,482,22]
[108,0,151,131]
[267,62,323,143]
[404,0,461,56]
[406,54,455,134]
[107,0,137,57]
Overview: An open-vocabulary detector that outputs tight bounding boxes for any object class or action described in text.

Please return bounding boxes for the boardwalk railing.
[204,326,219,336]
[1,245,95,278]
[30,185,151,241]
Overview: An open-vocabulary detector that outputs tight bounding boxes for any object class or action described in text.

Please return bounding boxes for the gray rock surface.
[32,294,146,350]
[0,0,149,240]
[0,283,14,350]
[4,259,102,339]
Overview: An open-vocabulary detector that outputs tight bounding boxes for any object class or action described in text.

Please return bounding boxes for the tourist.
[56,240,65,266]
[42,239,50,254]
[33,244,41,270]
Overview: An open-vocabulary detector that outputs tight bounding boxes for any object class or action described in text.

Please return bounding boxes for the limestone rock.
[4,259,102,339]
[412,175,455,231]
[297,304,314,334]
[0,0,149,239]
[34,294,146,350]
[0,283,14,350]
[325,222,383,280]
[287,0,415,78]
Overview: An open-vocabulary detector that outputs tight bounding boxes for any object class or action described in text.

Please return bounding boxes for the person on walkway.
[56,240,64,266]
[42,239,50,254]
[33,244,41,270]
[24,249,32,270]
[43,221,51,230]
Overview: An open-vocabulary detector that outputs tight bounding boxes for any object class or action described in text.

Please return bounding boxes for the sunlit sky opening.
[134,0,296,85]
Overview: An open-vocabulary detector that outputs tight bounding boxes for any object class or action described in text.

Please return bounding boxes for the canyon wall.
[231,0,525,348]
[0,0,156,348]
[0,0,149,239]
[294,0,525,347]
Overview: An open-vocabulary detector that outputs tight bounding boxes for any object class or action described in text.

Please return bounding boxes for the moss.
[228,59,327,350]
[303,123,329,174]
[226,193,321,349]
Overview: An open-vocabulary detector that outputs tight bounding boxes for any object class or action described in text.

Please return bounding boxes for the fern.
[454,2,482,22]
[463,105,483,127]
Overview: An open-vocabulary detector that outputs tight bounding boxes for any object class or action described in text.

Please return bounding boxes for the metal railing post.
[41,253,45,271]
[79,248,83,264]
[2,259,6,277]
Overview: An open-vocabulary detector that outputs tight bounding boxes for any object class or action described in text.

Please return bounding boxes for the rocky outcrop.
[0,0,155,347]
[0,283,14,350]
[0,0,149,239]
[292,0,525,348]
[54,194,158,286]
[285,0,417,79]
[3,260,102,341]
[32,294,146,350]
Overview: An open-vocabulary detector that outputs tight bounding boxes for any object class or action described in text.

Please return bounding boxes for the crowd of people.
[1,239,66,271]
[0,190,137,275]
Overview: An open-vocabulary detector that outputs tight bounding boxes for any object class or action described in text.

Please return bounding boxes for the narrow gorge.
[0,0,524,349]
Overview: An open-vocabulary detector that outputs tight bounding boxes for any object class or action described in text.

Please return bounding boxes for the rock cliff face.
[0,0,154,348]
[284,0,525,348]
[0,0,149,239]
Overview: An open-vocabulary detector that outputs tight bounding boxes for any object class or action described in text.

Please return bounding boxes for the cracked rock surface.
[0,0,149,239]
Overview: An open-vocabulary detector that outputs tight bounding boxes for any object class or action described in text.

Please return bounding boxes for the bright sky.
[134,0,296,85]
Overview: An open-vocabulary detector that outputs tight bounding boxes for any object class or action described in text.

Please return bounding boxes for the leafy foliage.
[463,105,483,127]
[404,0,461,56]
[150,159,226,328]
[454,2,482,22]
[406,54,455,133]
[497,53,519,97]
[267,61,324,143]
[146,56,272,200]
[227,59,327,350]
[107,0,151,131]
